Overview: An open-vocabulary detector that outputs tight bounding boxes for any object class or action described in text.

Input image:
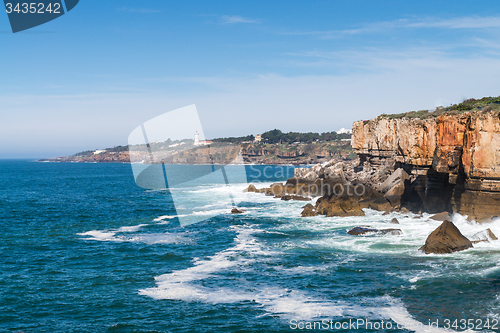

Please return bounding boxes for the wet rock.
[265,183,285,197]
[419,220,473,254]
[244,184,258,192]
[315,192,365,217]
[470,228,498,243]
[301,205,318,217]
[390,218,399,224]
[430,212,451,221]
[281,195,311,201]
[231,208,244,214]
[399,207,411,213]
[367,200,393,212]
[348,227,402,236]
[347,227,378,235]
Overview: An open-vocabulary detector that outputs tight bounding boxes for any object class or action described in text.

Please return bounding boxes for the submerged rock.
[244,184,258,192]
[347,226,402,236]
[347,227,378,235]
[282,195,311,201]
[430,212,451,221]
[470,228,498,243]
[231,208,244,214]
[419,220,473,254]
[390,218,399,224]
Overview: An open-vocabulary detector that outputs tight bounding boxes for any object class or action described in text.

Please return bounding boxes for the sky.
[2,0,500,158]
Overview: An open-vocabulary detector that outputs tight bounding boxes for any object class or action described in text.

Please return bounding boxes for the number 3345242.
[5,3,61,14]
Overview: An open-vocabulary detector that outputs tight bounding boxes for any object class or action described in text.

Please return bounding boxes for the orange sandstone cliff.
[352,111,500,222]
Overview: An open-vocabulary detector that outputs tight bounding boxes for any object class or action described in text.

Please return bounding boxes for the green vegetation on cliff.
[378,95,500,120]
[213,129,350,144]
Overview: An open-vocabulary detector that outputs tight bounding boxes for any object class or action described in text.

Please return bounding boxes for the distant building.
[194,131,212,146]
[93,150,106,155]
[194,131,200,146]
[254,134,262,142]
[337,128,352,134]
[169,142,186,148]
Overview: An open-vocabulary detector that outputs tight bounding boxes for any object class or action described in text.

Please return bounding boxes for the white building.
[194,131,200,146]
[254,134,262,142]
[194,131,212,146]
[337,128,352,134]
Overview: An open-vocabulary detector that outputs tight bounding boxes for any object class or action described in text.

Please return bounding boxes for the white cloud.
[283,15,500,39]
[221,15,260,24]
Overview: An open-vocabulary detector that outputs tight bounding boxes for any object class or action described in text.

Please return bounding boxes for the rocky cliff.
[40,140,354,165]
[351,110,500,222]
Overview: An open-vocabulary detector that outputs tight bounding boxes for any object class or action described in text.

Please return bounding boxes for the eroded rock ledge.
[246,110,500,222]
[352,111,500,222]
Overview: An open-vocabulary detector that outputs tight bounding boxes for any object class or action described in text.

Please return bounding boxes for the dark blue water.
[1,160,500,332]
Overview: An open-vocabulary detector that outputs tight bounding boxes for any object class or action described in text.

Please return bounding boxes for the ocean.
[1,160,500,332]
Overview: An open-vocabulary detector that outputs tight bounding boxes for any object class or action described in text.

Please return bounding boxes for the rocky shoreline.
[244,109,500,254]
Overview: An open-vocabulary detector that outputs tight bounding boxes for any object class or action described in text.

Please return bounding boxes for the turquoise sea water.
[1,160,500,332]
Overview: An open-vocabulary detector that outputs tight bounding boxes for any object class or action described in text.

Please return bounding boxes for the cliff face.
[41,141,354,165]
[352,110,500,221]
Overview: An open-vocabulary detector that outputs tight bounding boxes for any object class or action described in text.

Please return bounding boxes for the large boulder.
[419,220,473,254]
[301,203,318,217]
[358,186,392,211]
[379,168,409,192]
[315,192,365,217]
[379,168,409,208]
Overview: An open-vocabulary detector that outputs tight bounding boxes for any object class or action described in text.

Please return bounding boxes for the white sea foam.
[78,220,191,244]
[116,224,147,232]
[77,230,117,241]
[138,223,475,332]
[140,225,273,299]
[153,215,176,222]
[78,230,191,244]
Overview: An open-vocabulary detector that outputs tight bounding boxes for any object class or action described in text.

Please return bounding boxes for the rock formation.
[390,218,399,224]
[352,110,500,222]
[347,226,402,236]
[419,220,473,254]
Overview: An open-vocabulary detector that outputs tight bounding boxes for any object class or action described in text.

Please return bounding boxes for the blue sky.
[2,1,500,157]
